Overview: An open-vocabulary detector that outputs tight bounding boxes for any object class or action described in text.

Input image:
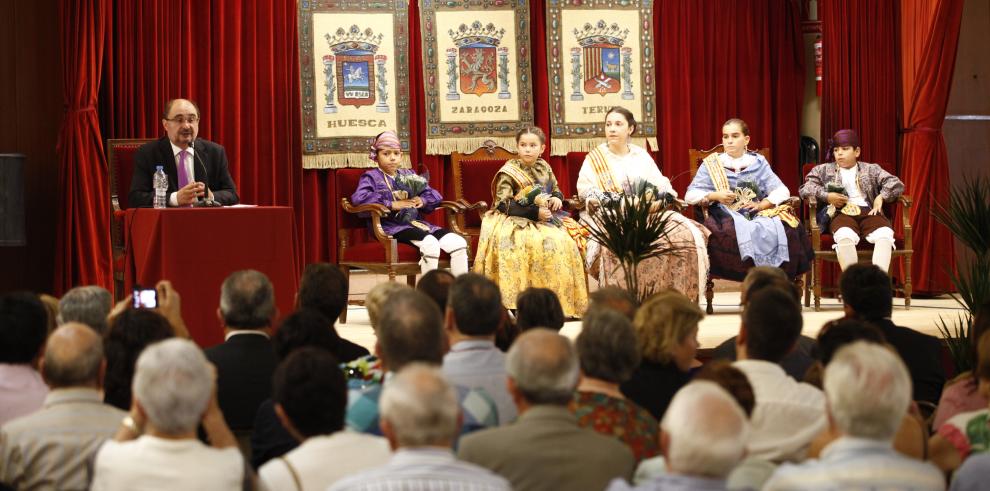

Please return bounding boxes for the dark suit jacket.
[128,136,238,207]
[204,333,277,431]
[872,318,946,405]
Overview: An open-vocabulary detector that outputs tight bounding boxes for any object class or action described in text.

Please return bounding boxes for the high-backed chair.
[335,168,468,323]
[449,141,512,252]
[801,163,913,311]
[687,145,804,314]
[107,138,154,299]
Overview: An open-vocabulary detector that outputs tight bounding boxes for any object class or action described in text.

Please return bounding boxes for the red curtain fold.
[655,0,805,193]
[899,0,963,294]
[55,0,112,295]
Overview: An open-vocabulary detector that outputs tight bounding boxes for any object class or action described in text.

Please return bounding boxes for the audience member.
[296,263,369,362]
[442,273,518,424]
[802,318,886,387]
[205,270,278,436]
[37,294,60,335]
[416,269,456,311]
[346,288,497,436]
[621,291,702,421]
[712,266,817,381]
[259,348,390,490]
[933,302,990,429]
[608,381,749,491]
[56,285,112,334]
[841,264,945,405]
[0,292,50,425]
[694,360,755,418]
[330,364,509,491]
[930,330,990,475]
[572,307,660,461]
[90,339,243,490]
[950,452,990,491]
[458,329,635,491]
[102,308,175,410]
[765,342,944,490]
[515,287,565,331]
[0,323,125,489]
[733,287,826,462]
[589,286,638,320]
[342,281,411,387]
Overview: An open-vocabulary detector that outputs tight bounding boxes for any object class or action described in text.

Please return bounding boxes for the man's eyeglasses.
[165,115,200,124]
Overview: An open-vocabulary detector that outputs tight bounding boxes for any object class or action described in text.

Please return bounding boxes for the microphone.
[189,139,221,207]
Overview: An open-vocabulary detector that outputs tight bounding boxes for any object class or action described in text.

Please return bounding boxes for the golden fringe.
[425,136,517,155]
[550,137,653,156]
[302,153,411,170]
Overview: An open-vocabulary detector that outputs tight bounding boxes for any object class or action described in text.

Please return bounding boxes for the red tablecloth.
[124,206,299,348]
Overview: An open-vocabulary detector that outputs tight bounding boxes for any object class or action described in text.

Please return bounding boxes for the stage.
[338,273,964,353]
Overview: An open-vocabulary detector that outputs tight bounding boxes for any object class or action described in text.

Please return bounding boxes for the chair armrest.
[806,198,821,249]
[341,198,391,243]
[899,194,912,250]
[566,196,584,211]
[784,196,801,209]
[438,201,469,236]
[458,199,488,212]
[439,200,467,212]
[670,198,687,212]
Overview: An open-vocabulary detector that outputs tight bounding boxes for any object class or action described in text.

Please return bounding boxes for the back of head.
[133,338,213,435]
[515,288,565,331]
[742,287,802,362]
[741,268,797,305]
[103,309,175,409]
[297,263,349,322]
[42,322,103,388]
[0,292,48,364]
[416,269,455,312]
[840,264,893,320]
[589,286,638,320]
[380,363,460,447]
[57,286,112,334]
[662,381,749,478]
[377,289,444,370]
[506,329,579,405]
[824,342,911,441]
[366,282,411,328]
[220,269,275,329]
[815,318,886,366]
[273,347,346,438]
[695,360,755,418]
[448,273,503,336]
[577,308,640,383]
[273,309,337,361]
[634,291,704,364]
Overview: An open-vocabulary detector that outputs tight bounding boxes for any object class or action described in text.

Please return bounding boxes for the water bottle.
[153,166,167,209]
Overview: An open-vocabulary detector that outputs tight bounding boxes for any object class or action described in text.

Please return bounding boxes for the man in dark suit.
[205,269,277,434]
[840,264,945,405]
[128,98,238,207]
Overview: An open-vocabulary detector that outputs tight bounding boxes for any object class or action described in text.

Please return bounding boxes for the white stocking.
[867,227,896,273]
[832,227,860,271]
[415,235,441,274]
[439,232,469,276]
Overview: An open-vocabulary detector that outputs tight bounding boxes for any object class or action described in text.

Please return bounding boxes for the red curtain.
[899,0,963,294]
[55,0,112,295]
[655,0,806,192]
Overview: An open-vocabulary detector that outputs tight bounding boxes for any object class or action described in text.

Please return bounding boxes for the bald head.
[42,322,104,388]
[506,329,579,405]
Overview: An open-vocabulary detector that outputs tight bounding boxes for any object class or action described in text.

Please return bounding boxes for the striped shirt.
[328,447,511,491]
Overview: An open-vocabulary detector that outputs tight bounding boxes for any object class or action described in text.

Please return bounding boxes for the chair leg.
[793,275,805,311]
[705,277,715,315]
[338,265,350,324]
[813,258,822,311]
[804,267,812,308]
[904,255,912,310]
[406,275,416,287]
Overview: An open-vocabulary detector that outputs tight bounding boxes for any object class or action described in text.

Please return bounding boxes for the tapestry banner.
[299,0,411,169]
[420,0,534,155]
[545,1,658,155]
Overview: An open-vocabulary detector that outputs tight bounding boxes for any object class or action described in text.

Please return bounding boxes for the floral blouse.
[570,390,660,462]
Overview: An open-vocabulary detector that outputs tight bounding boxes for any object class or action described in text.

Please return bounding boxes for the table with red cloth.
[124,206,299,348]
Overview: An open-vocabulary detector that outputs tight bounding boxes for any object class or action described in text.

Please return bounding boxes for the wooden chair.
[687,145,805,314]
[449,141,512,253]
[801,163,913,311]
[335,168,469,323]
[106,138,154,300]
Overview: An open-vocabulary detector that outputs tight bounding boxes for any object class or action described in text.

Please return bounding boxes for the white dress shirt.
[838,166,869,206]
[259,431,391,491]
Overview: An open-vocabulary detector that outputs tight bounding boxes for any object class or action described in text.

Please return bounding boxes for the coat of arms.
[445,21,511,100]
[322,25,390,111]
[570,21,635,100]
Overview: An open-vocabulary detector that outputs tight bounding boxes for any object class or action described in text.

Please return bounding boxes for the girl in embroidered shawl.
[577,107,711,302]
[350,131,469,275]
[684,118,813,281]
[473,127,589,317]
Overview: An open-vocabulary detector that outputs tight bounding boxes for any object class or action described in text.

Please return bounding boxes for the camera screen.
[133,289,157,309]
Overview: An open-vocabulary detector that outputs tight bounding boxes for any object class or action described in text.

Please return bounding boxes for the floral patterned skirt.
[473,213,588,317]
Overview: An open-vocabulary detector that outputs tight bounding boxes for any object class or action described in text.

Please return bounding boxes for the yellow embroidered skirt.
[473,213,588,317]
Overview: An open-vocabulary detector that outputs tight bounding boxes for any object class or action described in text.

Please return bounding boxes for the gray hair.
[662,381,749,478]
[133,338,213,435]
[57,286,112,334]
[366,281,411,329]
[220,270,275,329]
[380,363,459,447]
[42,322,103,388]
[506,329,579,405]
[824,341,911,441]
[577,308,640,383]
